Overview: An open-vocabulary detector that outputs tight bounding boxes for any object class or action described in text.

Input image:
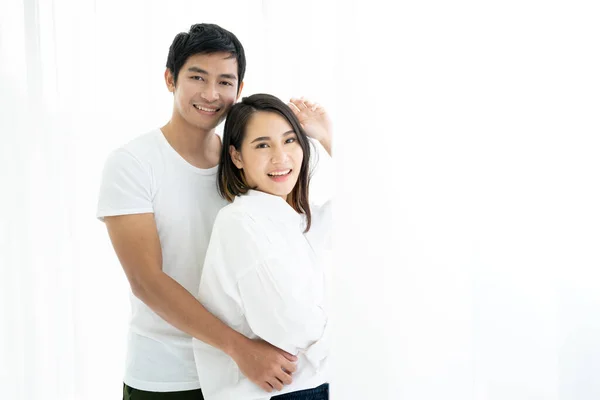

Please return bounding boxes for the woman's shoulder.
[210,199,271,273]
[215,199,255,225]
[212,198,265,244]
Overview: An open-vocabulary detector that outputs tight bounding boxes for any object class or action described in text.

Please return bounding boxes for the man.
[97,23,331,399]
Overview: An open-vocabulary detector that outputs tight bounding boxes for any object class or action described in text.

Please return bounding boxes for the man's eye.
[256,143,268,149]
[220,81,233,86]
[191,76,203,81]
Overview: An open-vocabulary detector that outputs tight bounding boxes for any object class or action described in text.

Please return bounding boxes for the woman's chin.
[255,183,295,199]
[252,188,290,200]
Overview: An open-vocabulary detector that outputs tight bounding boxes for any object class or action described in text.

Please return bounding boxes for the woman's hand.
[288,97,332,156]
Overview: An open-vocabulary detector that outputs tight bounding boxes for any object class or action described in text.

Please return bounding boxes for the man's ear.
[165,68,175,92]
[230,145,243,169]
[236,81,244,101]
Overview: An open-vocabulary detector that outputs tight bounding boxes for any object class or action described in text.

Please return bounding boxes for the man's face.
[167,52,242,132]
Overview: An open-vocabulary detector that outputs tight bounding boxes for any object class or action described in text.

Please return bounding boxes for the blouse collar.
[235,190,304,228]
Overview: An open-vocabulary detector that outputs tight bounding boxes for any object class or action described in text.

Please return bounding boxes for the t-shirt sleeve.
[96,148,154,221]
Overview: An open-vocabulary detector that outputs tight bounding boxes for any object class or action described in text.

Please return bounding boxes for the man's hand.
[288,97,332,155]
[229,336,298,393]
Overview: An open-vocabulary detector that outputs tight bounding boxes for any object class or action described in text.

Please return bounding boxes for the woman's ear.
[229,145,243,169]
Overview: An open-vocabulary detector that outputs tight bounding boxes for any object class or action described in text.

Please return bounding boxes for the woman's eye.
[285,138,297,144]
[256,143,268,149]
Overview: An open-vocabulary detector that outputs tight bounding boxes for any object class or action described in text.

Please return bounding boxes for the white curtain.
[2,1,599,399]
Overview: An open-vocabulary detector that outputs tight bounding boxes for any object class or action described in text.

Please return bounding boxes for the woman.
[192,94,332,400]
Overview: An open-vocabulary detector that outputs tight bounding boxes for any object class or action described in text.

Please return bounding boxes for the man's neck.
[160,117,221,169]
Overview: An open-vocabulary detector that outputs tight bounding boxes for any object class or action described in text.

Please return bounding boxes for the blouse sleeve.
[237,255,328,362]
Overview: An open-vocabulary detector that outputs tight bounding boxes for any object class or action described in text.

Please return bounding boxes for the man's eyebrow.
[187,66,208,74]
[187,67,237,80]
[219,73,237,80]
[250,130,295,143]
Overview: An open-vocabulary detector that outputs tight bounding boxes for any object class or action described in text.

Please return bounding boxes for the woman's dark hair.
[166,23,246,90]
[218,93,313,231]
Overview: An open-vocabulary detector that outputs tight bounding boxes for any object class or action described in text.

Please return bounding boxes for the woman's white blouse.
[193,190,332,400]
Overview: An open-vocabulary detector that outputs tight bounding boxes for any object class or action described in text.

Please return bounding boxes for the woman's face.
[230,111,304,200]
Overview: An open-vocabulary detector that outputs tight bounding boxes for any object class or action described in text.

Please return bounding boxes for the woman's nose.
[271,147,289,164]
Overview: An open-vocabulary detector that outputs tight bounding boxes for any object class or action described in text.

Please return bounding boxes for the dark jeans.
[271,383,329,400]
[122,384,204,400]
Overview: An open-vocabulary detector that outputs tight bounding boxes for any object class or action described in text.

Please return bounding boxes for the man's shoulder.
[105,129,163,167]
[119,129,162,157]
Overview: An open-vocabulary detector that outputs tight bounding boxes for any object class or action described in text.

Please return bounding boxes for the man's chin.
[190,119,224,133]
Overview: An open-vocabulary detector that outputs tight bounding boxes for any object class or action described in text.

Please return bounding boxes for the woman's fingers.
[287,101,302,115]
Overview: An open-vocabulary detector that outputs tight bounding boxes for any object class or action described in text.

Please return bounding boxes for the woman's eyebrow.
[250,130,294,143]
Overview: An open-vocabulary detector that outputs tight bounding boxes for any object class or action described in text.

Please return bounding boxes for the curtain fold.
[1,1,337,398]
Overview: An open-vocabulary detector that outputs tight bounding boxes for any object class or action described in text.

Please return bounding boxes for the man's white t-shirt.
[96,129,228,391]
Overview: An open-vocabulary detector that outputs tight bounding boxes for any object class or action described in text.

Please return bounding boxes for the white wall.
[332,1,600,399]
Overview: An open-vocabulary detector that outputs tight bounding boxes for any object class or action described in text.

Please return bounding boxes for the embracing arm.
[104,213,239,350]
[104,213,296,392]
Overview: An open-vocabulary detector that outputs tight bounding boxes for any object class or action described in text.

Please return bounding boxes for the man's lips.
[193,104,221,113]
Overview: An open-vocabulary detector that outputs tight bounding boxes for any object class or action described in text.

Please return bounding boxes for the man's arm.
[104,213,296,392]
